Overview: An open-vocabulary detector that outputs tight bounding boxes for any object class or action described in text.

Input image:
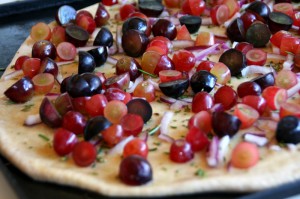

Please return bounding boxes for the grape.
[84,116,112,140]
[116,56,141,81]
[51,26,66,46]
[275,69,298,89]
[32,40,57,60]
[152,19,177,40]
[62,111,86,135]
[105,87,131,103]
[76,10,93,20]
[179,15,202,34]
[122,17,151,36]
[39,97,62,128]
[85,94,108,117]
[226,18,245,42]
[276,116,300,144]
[133,81,156,102]
[78,51,96,74]
[123,138,148,158]
[4,77,34,103]
[234,103,259,129]
[190,70,217,93]
[268,12,293,34]
[65,25,89,47]
[55,5,76,26]
[30,22,51,42]
[214,85,238,110]
[235,42,254,54]
[14,55,29,70]
[231,142,259,169]
[153,55,175,75]
[195,60,214,72]
[101,124,124,147]
[126,98,152,123]
[212,111,241,137]
[93,27,113,47]
[94,3,110,27]
[119,155,152,185]
[39,57,58,77]
[54,92,73,116]
[172,50,196,72]
[104,100,128,124]
[242,95,267,115]
[119,4,136,21]
[210,62,231,85]
[245,48,267,66]
[88,46,108,67]
[121,114,144,136]
[72,96,91,115]
[138,0,164,17]
[192,91,214,113]
[159,70,182,83]
[251,72,275,90]
[72,141,97,167]
[246,1,270,20]
[56,42,77,61]
[188,111,212,133]
[22,58,41,79]
[159,78,189,99]
[122,29,149,57]
[246,23,271,47]
[169,139,194,163]
[105,73,130,90]
[53,128,78,156]
[237,81,262,98]
[32,73,55,94]
[186,127,209,152]
[75,15,96,34]
[219,49,246,76]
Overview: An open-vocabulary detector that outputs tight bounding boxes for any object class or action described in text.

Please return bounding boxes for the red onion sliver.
[172,40,195,49]
[158,133,174,143]
[57,61,75,66]
[106,56,118,66]
[116,25,123,53]
[269,145,281,151]
[76,46,101,53]
[241,65,273,77]
[108,135,134,156]
[217,135,230,165]
[138,131,149,142]
[207,136,219,167]
[192,44,220,61]
[287,81,300,98]
[3,70,23,81]
[147,78,160,90]
[160,111,174,136]
[244,133,268,147]
[24,114,42,126]
[126,75,143,93]
[170,100,189,111]
[108,43,118,55]
[160,95,177,104]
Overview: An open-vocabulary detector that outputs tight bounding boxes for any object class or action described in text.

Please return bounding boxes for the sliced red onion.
[239,0,249,8]
[207,136,219,167]
[3,70,23,81]
[267,53,286,60]
[172,40,195,49]
[107,135,134,156]
[24,114,42,126]
[179,97,193,103]
[116,25,124,53]
[210,103,224,113]
[224,12,241,28]
[147,78,160,90]
[191,44,221,61]
[217,135,230,165]
[138,131,149,142]
[160,95,177,104]
[283,54,294,70]
[126,75,143,93]
[287,81,300,98]
[160,111,174,136]
[270,111,280,122]
[57,61,75,66]
[271,45,280,54]
[165,16,180,26]
[148,17,158,26]
[108,43,118,55]
[292,25,300,31]
[159,9,170,18]
[106,56,118,66]
[287,143,297,152]
[170,100,189,111]
[76,46,101,53]
[241,65,273,77]
[243,133,268,147]
[158,133,174,143]
[201,17,212,25]
[269,145,282,151]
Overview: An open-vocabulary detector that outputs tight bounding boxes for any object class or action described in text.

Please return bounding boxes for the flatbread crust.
[1,2,300,197]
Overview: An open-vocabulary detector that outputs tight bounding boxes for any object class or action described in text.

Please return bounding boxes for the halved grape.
[84,116,112,140]
[122,17,150,36]
[4,77,34,103]
[116,56,141,81]
[94,3,110,27]
[152,19,177,40]
[104,72,130,90]
[276,116,300,144]
[251,72,275,90]
[93,27,113,47]
[39,97,62,128]
[268,12,293,34]
[87,46,108,67]
[138,0,164,17]
[226,18,245,42]
[122,29,149,57]
[65,25,89,47]
[39,57,58,77]
[246,1,270,20]
[32,40,57,60]
[54,92,73,116]
[32,73,55,94]
[126,98,152,123]
[179,15,202,34]
[190,70,217,93]
[219,48,246,76]
[212,111,241,137]
[55,5,76,26]
[159,78,189,98]
[246,23,271,47]
[78,51,96,74]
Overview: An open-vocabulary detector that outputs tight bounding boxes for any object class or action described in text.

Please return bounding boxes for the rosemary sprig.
[138,69,158,78]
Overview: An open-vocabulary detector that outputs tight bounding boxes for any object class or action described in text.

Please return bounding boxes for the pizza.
[1,0,300,197]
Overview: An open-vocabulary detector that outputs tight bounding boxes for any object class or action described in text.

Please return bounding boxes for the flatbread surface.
[1,1,300,197]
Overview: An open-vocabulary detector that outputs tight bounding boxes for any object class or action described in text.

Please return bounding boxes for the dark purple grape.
[84,116,111,140]
[104,72,130,90]
[219,48,246,76]
[54,92,73,116]
[60,76,71,93]
[66,73,102,98]
[276,116,300,144]
[122,29,149,57]
[153,55,175,75]
[119,155,153,186]
[251,72,275,90]
[138,0,164,17]
[126,98,152,123]
[268,12,293,34]
[39,97,62,128]
[116,56,142,81]
[4,77,34,103]
[39,57,58,77]
[94,3,110,27]
[226,18,245,42]
[65,25,89,47]
[122,17,150,36]
[78,51,96,74]
[32,40,57,60]
[152,19,177,40]
[246,1,270,20]
[179,15,202,34]
[190,70,216,94]
[275,0,291,2]
[246,23,271,48]
[55,5,76,26]
[237,81,261,98]
[93,27,113,47]
[212,111,241,137]
[87,46,108,67]
[159,78,189,98]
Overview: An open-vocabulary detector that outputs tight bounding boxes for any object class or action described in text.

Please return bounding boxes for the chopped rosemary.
[138,69,158,78]
[170,126,177,129]
[195,169,205,177]
[149,147,158,152]
[148,125,161,136]
[153,141,161,146]
[38,134,50,142]
[21,104,34,112]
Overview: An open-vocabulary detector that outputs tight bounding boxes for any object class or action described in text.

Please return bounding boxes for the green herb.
[148,125,160,136]
[163,151,170,155]
[21,104,34,112]
[138,69,158,78]
[175,110,181,114]
[38,134,50,142]
[161,167,167,171]
[97,156,106,163]
[5,100,15,105]
[184,106,191,112]
[90,172,98,176]
[60,156,68,161]
[195,169,205,177]
[170,126,177,129]
[149,148,158,152]
[153,142,161,146]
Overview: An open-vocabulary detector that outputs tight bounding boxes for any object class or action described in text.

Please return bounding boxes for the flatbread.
[1,1,300,197]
